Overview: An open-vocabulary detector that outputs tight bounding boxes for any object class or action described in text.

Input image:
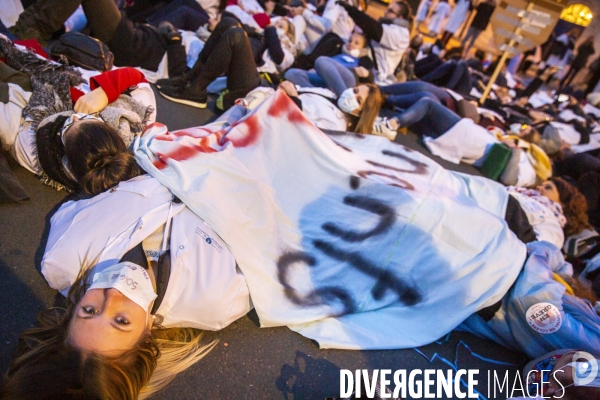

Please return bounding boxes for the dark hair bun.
[83,152,141,196]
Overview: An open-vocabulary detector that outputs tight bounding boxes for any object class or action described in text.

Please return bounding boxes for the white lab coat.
[371,23,410,85]
[41,175,251,331]
[444,0,470,34]
[427,1,451,35]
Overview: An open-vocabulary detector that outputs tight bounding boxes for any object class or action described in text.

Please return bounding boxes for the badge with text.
[195,227,223,253]
[526,302,562,334]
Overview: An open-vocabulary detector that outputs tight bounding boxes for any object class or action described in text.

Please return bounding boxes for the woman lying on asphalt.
[3,89,599,399]
[0,36,155,194]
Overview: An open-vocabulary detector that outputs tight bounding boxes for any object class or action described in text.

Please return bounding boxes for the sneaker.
[159,83,208,108]
[372,117,398,140]
[156,75,188,89]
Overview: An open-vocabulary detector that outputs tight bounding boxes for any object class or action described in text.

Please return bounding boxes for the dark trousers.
[146,0,209,31]
[12,0,166,71]
[414,53,443,77]
[291,32,344,70]
[560,65,581,87]
[422,60,472,95]
[192,19,260,109]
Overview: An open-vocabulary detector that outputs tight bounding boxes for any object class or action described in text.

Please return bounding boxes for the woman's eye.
[116,317,130,325]
[83,306,97,314]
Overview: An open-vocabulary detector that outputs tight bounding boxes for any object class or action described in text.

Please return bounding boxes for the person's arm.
[90,67,147,103]
[301,8,332,35]
[335,1,382,42]
[279,81,303,109]
[264,26,285,65]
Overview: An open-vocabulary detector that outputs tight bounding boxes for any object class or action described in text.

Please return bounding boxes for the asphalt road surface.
[0,87,528,400]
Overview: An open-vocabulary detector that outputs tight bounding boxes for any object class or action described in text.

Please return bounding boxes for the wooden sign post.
[479,0,567,105]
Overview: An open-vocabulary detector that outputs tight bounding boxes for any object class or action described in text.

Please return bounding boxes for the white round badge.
[526,302,562,334]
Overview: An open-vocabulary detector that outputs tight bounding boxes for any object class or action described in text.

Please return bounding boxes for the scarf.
[0,37,85,128]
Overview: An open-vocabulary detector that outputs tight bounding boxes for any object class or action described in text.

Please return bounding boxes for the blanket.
[135,90,527,350]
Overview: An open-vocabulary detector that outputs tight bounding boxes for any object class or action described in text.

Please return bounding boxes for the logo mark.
[526,302,562,334]
[571,351,599,386]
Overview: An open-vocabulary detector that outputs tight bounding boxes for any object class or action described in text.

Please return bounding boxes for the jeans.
[380,81,452,109]
[394,97,461,137]
[284,56,357,96]
[422,60,472,95]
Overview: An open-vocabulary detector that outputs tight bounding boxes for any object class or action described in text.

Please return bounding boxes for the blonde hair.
[2,263,216,399]
[354,84,384,135]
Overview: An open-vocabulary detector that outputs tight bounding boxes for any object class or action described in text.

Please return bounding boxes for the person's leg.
[148,6,209,31]
[447,60,472,94]
[422,60,457,85]
[196,25,260,109]
[393,97,461,137]
[386,91,440,109]
[80,0,123,42]
[313,56,357,96]
[414,53,443,77]
[291,32,344,70]
[10,0,82,43]
[284,69,325,88]
[380,81,451,103]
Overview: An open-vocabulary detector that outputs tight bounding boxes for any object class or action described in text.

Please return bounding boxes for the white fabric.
[583,102,600,118]
[300,9,332,54]
[0,84,31,152]
[572,133,600,153]
[423,118,498,165]
[507,190,565,248]
[372,24,410,85]
[559,109,586,124]
[445,0,470,33]
[41,175,251,331]
[550,121,581,145]
[323,0,355,41]
[515,149,536,188]
[299,93,347,131]
[134,90,526,349]
[415,0,432,23]
[427,2,451,35]
[0,0,24,28]
[527,90,555,108]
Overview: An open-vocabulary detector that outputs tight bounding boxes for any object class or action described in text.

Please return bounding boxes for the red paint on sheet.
[268,90,309,125]
[227,114,262,147]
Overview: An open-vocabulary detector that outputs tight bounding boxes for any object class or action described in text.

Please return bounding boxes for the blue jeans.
[422,60,472,95]
[284,56,357,96]
[394,98,461,138]
[380,81,453,109]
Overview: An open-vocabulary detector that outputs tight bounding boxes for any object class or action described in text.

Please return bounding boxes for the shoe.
[159,83,208,108]
[156,75,188,89]
[372,117,398,140]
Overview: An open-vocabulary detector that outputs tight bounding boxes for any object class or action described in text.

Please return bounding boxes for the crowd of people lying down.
[1,0,600,399]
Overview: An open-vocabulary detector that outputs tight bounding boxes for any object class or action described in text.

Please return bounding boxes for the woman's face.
[544,351,580,398]
[354,85,370,112]
[347,33,366,51]
[67,288,150,356]
[275,18,289,35]
[537,180,560,204]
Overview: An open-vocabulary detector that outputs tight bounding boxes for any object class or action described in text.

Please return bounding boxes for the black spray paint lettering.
[313,240,420,305]
[277,252,357,314]
[322,195,396,242]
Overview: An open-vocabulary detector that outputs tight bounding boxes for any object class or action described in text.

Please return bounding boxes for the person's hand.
[354,66,369,78]
[279,81,298,97]
[500,137,517,148]
[74,87,109,114]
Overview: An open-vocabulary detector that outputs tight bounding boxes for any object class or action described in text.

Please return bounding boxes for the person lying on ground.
[0,36,155,193]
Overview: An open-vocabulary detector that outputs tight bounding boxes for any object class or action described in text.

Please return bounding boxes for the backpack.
[50,32,114,71]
